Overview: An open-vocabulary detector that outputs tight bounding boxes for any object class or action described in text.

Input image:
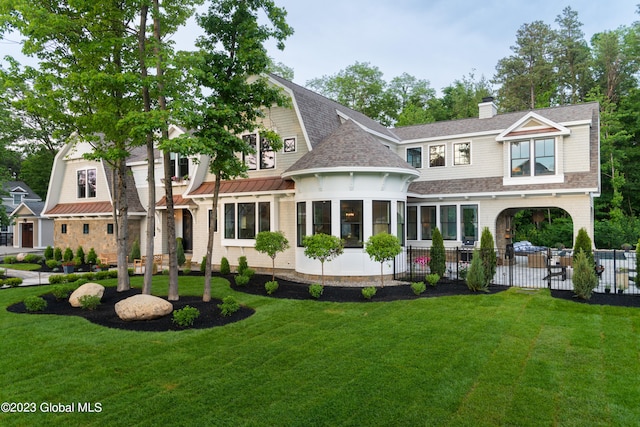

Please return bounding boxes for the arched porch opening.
[496,207,574,251]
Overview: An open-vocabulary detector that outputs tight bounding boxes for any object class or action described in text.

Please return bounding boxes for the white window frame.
[221,198,275,246]
[428,144,446,168]
[77,167,97,199]
[406,147,422,169]
[453,142,471,166]
[504,136,564,186]
[242,132,276,170]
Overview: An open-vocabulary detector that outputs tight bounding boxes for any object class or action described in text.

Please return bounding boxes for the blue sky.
[1,1,637,95]
[260,0,639,93]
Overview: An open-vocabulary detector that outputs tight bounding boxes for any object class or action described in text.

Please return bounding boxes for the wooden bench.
[141,255,164,271]
[98,253,118,266]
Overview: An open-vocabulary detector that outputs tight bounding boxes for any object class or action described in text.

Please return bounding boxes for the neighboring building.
[43,75,600,280]
[1,181,53,248]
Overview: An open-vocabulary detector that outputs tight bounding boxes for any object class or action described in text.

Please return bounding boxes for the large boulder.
[16,253,26,262]
[115,294,173,321]
[69,283,105,307]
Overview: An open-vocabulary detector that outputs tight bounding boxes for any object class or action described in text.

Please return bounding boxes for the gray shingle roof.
[2,181,40,200]
[269,74,398,147]
[284,119,416,174]
[392,102,599,141]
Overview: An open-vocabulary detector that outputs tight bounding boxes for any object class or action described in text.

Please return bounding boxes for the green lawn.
[1,277,640,426]
[0,263,42,271]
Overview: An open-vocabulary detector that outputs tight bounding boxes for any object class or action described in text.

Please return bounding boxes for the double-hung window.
[243,133,276,170]
[429,145,445,167]
[312,201,331,235]
[407,147,422,168]
[453,142,471,165]
[511,138,555,177]
[77,168,97,198]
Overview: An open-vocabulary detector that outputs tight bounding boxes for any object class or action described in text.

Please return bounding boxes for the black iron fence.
[0,233,12,246]
[394,246,638,295]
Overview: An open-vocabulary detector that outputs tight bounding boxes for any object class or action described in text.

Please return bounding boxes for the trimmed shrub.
[429,228,446,277]
[573,227,593,265]
[94,271,111,280]
[63,247,74,262]
[361,286,377,300]
[64,273,78,283]
[479,227,497,287]
[183,269,191,275]
[4,278,23,287]
[24,254,42,264]
[573,250,598,300]
[54,247,63,261]
[78,295,101,310]
[172,305,200,327]
[176,237,186,266]
[234,274,250,286]
[51,284,74,301]
[3,255,17,264]
[130,238,141,261]
[425,273,440,287]
[220,257,230,275]
[243,268,255,279]
[238,256,249,275]
[218,296,240,316]
[46,259,60,269]
[73,256,82,267]
[76,246,85,264]
[44,246,54,260]
[309,284,324,299]
[87,247,98,265]
[24,296,47,312]
[466,249,487,292]
[48,275,65,285]
[265,280,279,295]
[162,269,170,275]
[411,281,426,295]
[83,272,95,280]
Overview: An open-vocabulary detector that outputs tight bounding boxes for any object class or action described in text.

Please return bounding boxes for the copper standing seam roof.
[189,177,295,196]
[44,201,114,215]
[156,195,198,207]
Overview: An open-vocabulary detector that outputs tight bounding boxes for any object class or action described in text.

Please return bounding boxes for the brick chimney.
[478,96,497,119]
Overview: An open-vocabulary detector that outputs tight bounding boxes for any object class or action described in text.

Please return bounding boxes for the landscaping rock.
[115,294,173,321]
[69,283,105,307]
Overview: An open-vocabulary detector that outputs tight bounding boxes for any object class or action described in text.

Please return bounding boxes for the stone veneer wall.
[52,218,140,256]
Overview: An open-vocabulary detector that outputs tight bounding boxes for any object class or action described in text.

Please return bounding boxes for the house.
[1,180,53,248]
[43,75,600,280]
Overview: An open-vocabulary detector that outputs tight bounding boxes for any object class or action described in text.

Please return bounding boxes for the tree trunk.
[154,0,178,301]
[203,174,221,302]
[380,262,384,288]
[115,158,130,292]
[138,3,155,295]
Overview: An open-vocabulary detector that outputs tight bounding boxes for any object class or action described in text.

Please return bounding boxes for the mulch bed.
[6,272,640,333]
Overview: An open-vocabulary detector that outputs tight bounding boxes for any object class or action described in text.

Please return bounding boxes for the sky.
[1,1,638,95]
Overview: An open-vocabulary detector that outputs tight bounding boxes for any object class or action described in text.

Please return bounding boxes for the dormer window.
[511,138,555,177]
[12,193,23,205]
[77,168,97,198]
[170,153,190,179]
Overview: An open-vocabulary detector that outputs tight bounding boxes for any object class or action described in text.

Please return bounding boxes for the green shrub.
[265,280,279,295]
[24,296,47,312]
[172,305,200,327]
[238,256,249,275]
[361,286,377,300]
[425,273,440,287]
[411,281,426,295]
[83,272,95,280]
[243,268,255,279]
[309,284,324,299]
[234,274,250,286]
[130,238,141,261]
[87,247,98,265]
[78,295,101,310]
[64,273,78,283]
[183,268,191,275]
[48,275,65,285]
[573,250,598,300]
[54,247,63,261]
[200,256,207,273]
[46,259,60,269]
[128,268,134,276]
[429,228,446,277]
[51,284,74,301]
[573,227,593,265]
[162,269,170,275]
[479,227,497,287]
[220,257,230,274]
[466,250,487,292]
[176,237,186,266]
[44,246,54,260]
[24,253,42,264]
[218,296,240,316]
[94,271,111,280]
[5,278,23,287]
[73,256,82,267]
[76,246,85,264]
[63,247,74,262]
[3,255,17,264]
[109,270,118,279]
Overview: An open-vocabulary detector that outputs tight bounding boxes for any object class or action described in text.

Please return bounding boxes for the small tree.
[54,247,62,261]
[466,249,486,291]
[573,227,593,265]
[429,228,446,277]
[76,246,85,265]
[44,246,54,260]
[130,238,141,261]
[86,248,98,265]
[255,231,290,282]
[303,234,344,287]
[573,250,598,299]
[479,227,497,287]
[365,232,402,287]
[176,238,186,267]
[63,247,74,262]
